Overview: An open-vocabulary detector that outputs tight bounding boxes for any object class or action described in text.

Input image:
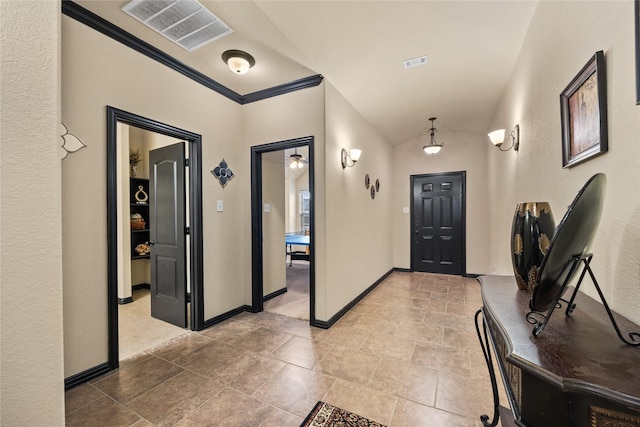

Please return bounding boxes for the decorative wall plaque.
[211,159,234,188]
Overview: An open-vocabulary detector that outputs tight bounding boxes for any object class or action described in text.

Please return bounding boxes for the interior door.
[149,142,187,327]
[411,172,465,275]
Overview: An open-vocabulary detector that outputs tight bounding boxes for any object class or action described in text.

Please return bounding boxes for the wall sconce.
[423,117,444,155]
[341,148,362,168]
[222,50,255,74]
[488,124,520,151]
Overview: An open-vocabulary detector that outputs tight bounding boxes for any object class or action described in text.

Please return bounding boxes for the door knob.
[146,240,156,246]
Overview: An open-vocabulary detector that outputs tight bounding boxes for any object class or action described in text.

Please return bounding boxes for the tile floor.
[263,261,310,320]
[119,288,189,360]
[66,272,506,426]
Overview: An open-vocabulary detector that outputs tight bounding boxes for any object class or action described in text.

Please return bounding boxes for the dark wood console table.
[476,275,640,427]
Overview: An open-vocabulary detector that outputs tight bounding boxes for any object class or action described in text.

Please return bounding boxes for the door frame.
[250,136,315,324]
[410,171,466,275]
[106,106,204,370]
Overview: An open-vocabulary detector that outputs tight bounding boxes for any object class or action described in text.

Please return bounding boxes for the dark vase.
[511,202,555,293]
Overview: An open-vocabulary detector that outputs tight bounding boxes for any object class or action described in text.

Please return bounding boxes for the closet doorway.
[250,136,315,324]
[106,107,204,369]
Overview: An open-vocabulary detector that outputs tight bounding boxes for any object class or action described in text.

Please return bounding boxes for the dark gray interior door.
[412,172,465,275]
[149,143,186,328]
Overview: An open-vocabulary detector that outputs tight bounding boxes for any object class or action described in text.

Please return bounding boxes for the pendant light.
[423,117,444,155]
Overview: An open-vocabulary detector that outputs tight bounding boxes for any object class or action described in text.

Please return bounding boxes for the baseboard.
[312,268,394,329]
[64,362,112,391]
[132,283,150,291]
[118,297,133,305]
[393,267,480,278]
[202,305,253,329]
[263,287,287,302]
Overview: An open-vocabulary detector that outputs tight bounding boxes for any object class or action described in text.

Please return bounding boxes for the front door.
[149,143,187,328]
[411,172,465,275]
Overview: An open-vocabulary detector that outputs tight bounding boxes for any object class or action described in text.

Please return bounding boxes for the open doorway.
[106,107,204,369]
[250,136,315,324]
[262,147,310,320]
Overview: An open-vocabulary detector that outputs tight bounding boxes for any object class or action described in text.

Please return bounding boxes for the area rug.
[300,401,387,427]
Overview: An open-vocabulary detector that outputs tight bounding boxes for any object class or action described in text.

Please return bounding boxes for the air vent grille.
[123,0,233,51]
[403,55,428,69]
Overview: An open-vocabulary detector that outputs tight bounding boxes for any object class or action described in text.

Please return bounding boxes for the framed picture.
[560,50,608,168]
[636,0,640,104]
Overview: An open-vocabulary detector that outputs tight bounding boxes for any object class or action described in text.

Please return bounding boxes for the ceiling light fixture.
[488,124,520,151]
[289,149,305,169]
[222,49,255,74]
[423,117,444,155]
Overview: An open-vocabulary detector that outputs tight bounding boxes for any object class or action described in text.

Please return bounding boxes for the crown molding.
[61,1,323,105]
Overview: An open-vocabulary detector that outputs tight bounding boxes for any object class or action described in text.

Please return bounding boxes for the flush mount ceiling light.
[488,124,520,151]
[422,117,444,155]
[222,50,255,74]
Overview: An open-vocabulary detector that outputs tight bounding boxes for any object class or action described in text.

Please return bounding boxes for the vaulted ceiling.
[73,0,538,145]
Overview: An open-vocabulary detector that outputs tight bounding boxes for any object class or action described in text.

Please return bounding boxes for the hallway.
[65,272,504,426]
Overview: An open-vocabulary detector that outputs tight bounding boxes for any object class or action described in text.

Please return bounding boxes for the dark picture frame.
[560,50,608,168]
[636,0,640,104]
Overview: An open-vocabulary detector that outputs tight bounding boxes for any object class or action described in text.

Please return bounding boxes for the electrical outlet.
[217,200,223,212]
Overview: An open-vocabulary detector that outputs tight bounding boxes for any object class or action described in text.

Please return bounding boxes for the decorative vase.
[130,165,138,178]
[511,202,555,293]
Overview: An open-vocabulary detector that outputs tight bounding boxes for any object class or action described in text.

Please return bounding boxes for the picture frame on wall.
[560,50,608,168]
[636,0,640,104]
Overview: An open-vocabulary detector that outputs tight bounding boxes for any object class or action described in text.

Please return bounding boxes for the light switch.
[402,207,410,214]
[217,200,223,212]
[264,203,271,213]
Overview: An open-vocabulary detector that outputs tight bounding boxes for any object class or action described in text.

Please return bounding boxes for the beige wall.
[0,2,65,425]
[61,16,244,377]
[242,84,327,313]
[323,83,394,319]
[489,1,640,324]
[262,153,286,296]
[391,131,491,273]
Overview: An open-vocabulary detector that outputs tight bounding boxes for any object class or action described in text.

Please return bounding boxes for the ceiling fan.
[289,148,308,169]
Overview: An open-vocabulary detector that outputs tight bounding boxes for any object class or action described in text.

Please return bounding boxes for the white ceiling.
[75,0,538,145]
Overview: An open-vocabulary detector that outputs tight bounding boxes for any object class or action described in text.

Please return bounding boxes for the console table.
[476,275,640,427]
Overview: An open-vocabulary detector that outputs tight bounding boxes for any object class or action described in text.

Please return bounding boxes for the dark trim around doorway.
[105,106,204,372]
[250,136,315,324]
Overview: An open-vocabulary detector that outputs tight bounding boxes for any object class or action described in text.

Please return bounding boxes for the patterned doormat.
[300,401,387,427]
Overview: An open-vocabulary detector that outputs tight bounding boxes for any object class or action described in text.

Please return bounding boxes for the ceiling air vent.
[122,0,233,51]
[403,55,428,69]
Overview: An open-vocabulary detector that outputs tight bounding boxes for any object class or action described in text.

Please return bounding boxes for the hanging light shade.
[423,117,444,155]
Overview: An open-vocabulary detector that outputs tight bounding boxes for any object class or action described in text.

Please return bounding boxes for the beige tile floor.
[66,272,507,426]
[119,288,190,360]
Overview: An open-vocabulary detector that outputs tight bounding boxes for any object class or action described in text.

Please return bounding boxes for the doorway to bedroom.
[250,136,315,323]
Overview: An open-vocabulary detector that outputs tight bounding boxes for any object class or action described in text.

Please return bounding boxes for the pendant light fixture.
[289,148,304,169]
[423,117,444,155]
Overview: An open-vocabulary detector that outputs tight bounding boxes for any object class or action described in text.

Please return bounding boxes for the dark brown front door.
[411,172,465,275]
